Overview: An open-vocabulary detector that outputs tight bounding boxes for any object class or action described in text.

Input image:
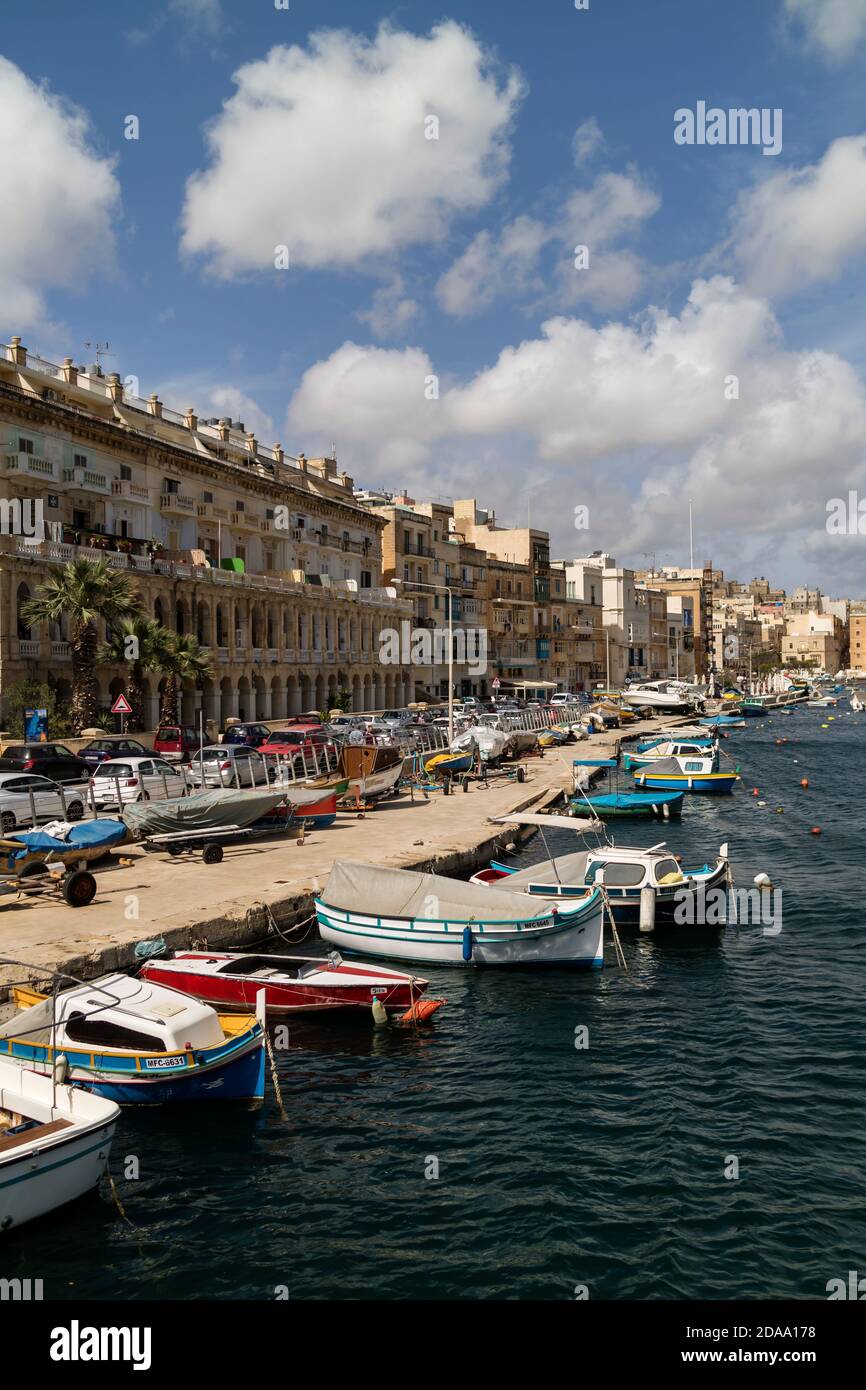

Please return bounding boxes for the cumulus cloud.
[723,133,866,298]
[356,277,419,340]
[436,162,659,316]
[286,276,866,583]
[782,0,866,60]
[181,22,524,277]
[0,57,121,331]
[156,377,275,441]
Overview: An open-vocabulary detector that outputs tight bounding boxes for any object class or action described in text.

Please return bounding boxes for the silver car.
[0,772,88,834]
[187,745,271,788]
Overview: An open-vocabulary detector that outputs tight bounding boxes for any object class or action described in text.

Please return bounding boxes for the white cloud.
[782,0,866,60]
[286,276,866,584]
[181,22,524,277]
[0,57,121,331]
[572,116,605,167]
[436,217,548,316]
[157,378,275,442]
[436,165,659,316]
[725,133,866,297]
[170,0,223,34]
[357,277,419,340]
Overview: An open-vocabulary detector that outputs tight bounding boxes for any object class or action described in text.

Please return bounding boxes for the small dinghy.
[0,1055,119,1231]
[315,861,605,968]
[141,951,433,1015]
[0,975,266,1104]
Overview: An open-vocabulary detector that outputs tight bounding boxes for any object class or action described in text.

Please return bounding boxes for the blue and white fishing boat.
[473,835,731,929]
[622,739,719,772]
[633,756,739,794]
[315,860,605,967]
[0,974,266,1104]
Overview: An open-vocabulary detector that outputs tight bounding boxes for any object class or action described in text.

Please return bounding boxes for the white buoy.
[639,885,656,934]
[53,1052,68,1084]
[754,871,773,891]
[371,998,388,1026]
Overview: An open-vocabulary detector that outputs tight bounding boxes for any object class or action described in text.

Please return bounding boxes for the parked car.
[222,723,272,749]
[152,725,200,763]
[91,757,190,808]
[550,692,572,707]
[187,746,270,788]
[0,772,87,834]
[0,742,90,785]
[259,727,338,769]
[78,736,151,769]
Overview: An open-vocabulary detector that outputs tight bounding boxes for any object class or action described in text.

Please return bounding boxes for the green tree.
[97,617,171,731]
[21,558,142,732]
[1,678,70,740]
[157,632,214,726]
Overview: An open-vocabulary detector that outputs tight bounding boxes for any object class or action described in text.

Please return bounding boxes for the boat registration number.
[143,1056,188,1070]
[369,988,388,996]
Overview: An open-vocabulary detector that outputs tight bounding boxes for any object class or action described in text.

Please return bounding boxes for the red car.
[260,727,336,769]
[152,725,201,763]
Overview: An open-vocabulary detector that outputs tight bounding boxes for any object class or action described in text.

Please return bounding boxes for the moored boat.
[0,975,266,1104]
[0,1056,120,1231]
[141,951,432,1015]
[315,861,605,968]
[633,757,739,794]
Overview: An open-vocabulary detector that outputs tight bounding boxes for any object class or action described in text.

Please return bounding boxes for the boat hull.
[0,1117,117,1230]
[574,791,685,818]
[315,898,604,968]
[633,771,738,794]
[142,954,428,1015]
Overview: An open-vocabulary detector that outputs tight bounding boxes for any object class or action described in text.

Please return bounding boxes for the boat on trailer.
[141,951,432,1015]
[0,1056,119,1231]
[315,860,605,968]
[0,975,266,1104]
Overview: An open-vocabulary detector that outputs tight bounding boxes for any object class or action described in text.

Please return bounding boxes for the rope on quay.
[262,902,317,946]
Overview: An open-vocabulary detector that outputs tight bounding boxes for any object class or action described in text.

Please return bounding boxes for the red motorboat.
[140,950,432,1016]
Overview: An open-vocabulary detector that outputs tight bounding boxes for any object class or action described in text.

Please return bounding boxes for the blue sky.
[3,0,866,591]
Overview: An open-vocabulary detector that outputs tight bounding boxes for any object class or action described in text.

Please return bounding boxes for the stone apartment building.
[0,337,413,727]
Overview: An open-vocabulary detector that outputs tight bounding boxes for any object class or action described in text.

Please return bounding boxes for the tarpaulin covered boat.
[2,817,128,869]
[315,861,604,967]
[121,786,288,837]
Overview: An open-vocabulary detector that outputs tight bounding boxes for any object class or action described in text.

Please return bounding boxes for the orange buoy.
[400,998,445,1024]
[799,778,809,788]
[752,788,760,797]
[810,826,822,835]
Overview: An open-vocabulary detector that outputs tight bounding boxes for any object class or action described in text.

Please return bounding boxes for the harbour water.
[4,706,863,1300]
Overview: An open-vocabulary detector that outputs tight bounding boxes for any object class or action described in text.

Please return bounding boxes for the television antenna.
[84,340,113,370]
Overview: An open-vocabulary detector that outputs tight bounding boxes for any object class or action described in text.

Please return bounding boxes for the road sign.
[111,693,133,715]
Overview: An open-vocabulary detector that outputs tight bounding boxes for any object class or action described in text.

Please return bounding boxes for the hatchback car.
[78,736,151,769]
[152,725,201,763]
[259,728,337,771]
[90,757,190,808]
[0,772,88,834]
[187,745,270,788]
[0,742,90,785]
[221,723,272,748]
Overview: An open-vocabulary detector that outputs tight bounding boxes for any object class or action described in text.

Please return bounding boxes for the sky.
[2,0,866,593]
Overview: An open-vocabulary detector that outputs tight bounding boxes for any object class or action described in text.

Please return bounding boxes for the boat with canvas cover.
[0,975,266,1104]
[633,757,739,794]
[141,950,432,1015]
[0,1055,119,1231]
[471,834,729,928]
[315,861,605,967]
[570,756,685,819]
[122,786,289,837]
[451,726,510,763]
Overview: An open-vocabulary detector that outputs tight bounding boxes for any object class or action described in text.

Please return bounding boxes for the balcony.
[63,465,110,493]
[536,640,551,661]
[112,479,150,503]
[230,510,260,532]
[197,502,230,521]
[159,492,195,515]
[14,638,41,659]
[51,640,71,660]
[4,451,57,481]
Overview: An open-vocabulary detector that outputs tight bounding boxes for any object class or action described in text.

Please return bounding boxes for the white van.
[550,691,572,706]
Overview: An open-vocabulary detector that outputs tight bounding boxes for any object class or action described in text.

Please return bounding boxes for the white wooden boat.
[0,1055,119,1231]
[315,861,604,968]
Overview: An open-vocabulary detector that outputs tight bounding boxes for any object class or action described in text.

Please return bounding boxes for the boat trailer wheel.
[63,869,97,908]
[202,842,224,865]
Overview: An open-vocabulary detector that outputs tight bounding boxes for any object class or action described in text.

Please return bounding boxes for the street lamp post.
[392,578,455,745]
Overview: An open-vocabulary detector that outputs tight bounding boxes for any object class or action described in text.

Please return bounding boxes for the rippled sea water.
[5,705,864,1300]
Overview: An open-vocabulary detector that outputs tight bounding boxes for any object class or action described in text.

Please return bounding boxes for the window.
[73,453,87,468]
[120,465,132,481]
[203,490,214,503]
[235,500,245,512]
[18,438,33,454]
[360,571,372,588]
[64,1012,167,1052]
[590,861,646,887]
[163,478,179,494]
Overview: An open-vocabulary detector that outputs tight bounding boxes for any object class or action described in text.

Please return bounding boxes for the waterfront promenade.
[0,716,672,997]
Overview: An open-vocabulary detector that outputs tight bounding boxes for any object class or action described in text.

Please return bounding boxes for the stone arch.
[237,674,251,724]
[314,674,325,713]
[215,603,226,647]
[154,595,164,626]
[220,675,236,728]
[196,600,211,645]
[352,675,362,711]
[298,672,312,712]
[252,672,267,720]
[286,674,300,718]
[271,674,286,721]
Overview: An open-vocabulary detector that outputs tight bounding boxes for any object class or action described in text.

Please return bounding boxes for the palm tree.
[158,632,214,726]
[22,558,142,732]
[97,617,169,731]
